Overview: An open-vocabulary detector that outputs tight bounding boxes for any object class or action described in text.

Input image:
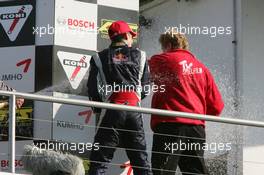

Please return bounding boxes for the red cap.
[108,20,137,39]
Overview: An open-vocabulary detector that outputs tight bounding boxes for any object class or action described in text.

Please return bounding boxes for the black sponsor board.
[52,45,95,96]
[35,45,53,92]
[35,45,96,96]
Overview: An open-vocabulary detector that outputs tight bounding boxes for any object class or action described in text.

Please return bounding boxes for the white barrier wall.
[140,0,264,174]
[140,0,241,174]
[241,0,264,174]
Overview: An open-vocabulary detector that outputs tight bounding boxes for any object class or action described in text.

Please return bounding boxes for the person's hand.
[16,98,24,109]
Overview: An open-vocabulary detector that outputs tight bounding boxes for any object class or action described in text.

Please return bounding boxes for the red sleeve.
[149,55,167,85]
[205,69,224,116]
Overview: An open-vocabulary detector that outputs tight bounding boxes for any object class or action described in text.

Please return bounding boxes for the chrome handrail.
[1,90,264,173]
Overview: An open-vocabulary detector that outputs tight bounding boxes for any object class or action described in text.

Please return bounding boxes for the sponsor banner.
[99,19,138,40]
[57,51,91,90]
[0,46,35,92]
[97,6,139,50]
[83,159,91,174]
[0,101,33,141]
[104,148,135,174]
[81,159,133,175]
[0,140,33,173]
[53,46,95,95]
[0,0,35,47]
[97,0,139,11]
[52,92,96,143]
[120,161,133,175]
[54,0,97,51]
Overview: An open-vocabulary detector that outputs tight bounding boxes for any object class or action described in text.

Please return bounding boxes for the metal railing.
[1,90,264,174]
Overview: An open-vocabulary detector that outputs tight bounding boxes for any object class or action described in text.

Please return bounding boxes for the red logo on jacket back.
[179,60,203,75]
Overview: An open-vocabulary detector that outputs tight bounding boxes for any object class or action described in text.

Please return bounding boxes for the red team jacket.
[149,49,224,130]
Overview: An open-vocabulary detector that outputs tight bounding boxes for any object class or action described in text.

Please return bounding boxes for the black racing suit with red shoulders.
[87,45,152,175]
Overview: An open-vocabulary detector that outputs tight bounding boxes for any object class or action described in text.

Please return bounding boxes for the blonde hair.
[159,31,189,50]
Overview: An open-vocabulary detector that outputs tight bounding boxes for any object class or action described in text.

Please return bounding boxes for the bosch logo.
[1,160,23,168]
[0,12,26,20]
[63,59,87,68]
[68,18,95,29]
[57,17,95,30]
